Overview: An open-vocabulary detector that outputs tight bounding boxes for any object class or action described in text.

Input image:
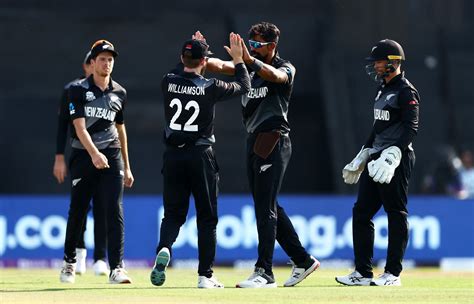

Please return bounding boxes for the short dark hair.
[182,54,202,68]
[249,22,280,44]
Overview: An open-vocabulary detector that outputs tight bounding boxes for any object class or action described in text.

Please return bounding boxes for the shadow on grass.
[2,286,198,292]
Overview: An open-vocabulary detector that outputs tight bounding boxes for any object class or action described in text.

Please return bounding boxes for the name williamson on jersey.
[168,84,205,96]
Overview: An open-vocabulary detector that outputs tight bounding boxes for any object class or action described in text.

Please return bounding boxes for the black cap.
[366,39,405,61]
[83,50,92,65]
[90,40,118,59]
[181,39,212,59]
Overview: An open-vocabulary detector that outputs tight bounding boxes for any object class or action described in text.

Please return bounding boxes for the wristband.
[249,58,264,72]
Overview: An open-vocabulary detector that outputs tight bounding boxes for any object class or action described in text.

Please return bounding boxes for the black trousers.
[75,201,107,262]
[353,150,415,277]
[247,133,309,274]
[64,148,124,270]
[157,145,219,277]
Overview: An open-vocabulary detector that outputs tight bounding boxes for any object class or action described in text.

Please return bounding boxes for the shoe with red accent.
[283,256,320,287]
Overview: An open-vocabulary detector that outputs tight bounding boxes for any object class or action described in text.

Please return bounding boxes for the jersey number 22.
[169,98,200,132]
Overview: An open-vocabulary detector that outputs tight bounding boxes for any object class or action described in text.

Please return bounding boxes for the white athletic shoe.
[75,248,87,275]
[284,256,320,287]
[93,260,109,276]
[109,267,132,284]
[150,247,171,286]
[197,275,224,288]
[236,267,277,288]
[60,261,76,283]
[370,272,402,286]
[335,270,372,286]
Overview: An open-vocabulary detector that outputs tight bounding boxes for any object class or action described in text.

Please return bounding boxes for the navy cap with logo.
[89,39,119,59]
[366,39,405,62]
[181,39,212,59]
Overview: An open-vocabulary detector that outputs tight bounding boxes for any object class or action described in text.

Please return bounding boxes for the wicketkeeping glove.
[342,147,370,184]
[367,146,402,184]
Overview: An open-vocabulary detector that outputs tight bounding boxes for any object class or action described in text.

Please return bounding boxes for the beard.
[97,70,110,77]
[251,51,266,62]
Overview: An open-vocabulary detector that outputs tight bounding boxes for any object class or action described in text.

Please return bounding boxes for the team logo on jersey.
[85,91,96,102]
[259,164,273,173]
[247,87,268,99]
[374,109,390,121]
[385,93,396,102]
[107,94,122,111]
[72,178,81,187]
[69,103,75,115]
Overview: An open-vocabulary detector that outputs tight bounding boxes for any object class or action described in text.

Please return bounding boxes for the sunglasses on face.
[248,40,272,49]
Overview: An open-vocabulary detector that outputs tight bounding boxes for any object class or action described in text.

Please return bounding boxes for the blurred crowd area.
[422,146,474,199]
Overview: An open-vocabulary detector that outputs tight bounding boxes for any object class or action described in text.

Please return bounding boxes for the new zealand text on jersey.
[247,87,268,99]
[85,106,117,121]
[374,109,390,121]
[168,84,205,95]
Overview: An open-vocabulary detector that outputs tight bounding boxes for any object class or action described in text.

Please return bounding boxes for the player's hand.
[91,152,110,170]
[53,154,67,184]
[224,32,243,63]
[192,30,206,43]
[342,147,370,184]
[367,146,402,184]
[123,169,134,188]
[241,38,253,65]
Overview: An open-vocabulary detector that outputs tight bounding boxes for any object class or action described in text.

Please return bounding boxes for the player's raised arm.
[241,38,290,84]
[191,31,236,75]
[211,33,250,101]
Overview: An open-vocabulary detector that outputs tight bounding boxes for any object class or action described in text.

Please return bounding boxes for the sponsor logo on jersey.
[247,87,268,99]
[167,84,205,95]
[85,91,96,102]
[69,103,75,115]
[374,109,390,121]
[85,106,117,121]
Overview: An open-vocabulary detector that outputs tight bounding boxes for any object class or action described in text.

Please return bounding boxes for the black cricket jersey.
[364,72,420,155]
[242,54,296,133]
[68,75,127,150]
[162,63,250,146]
[56,77,84,154]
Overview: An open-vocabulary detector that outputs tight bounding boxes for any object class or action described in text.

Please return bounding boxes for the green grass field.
[1,267,473,304]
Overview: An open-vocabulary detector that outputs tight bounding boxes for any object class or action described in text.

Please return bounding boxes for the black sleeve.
[115,90,126,125]
[68,86,85,121]
[278,62,296,86]
[211,63,250,102]
[395,87,420,150]
[55,88,70,154]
